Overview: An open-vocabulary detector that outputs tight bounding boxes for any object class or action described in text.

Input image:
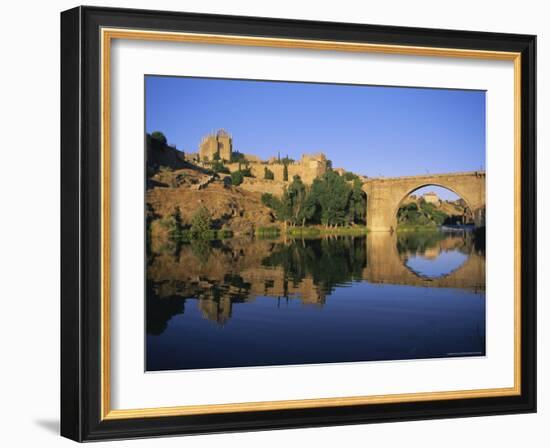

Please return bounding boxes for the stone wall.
[239,177,285,197]
[226,153,328,186]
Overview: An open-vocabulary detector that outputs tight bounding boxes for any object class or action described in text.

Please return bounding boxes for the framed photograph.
[61,6,536,441]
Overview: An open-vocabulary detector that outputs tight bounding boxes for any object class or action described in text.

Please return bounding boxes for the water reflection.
[146,230,485,370]
[398,231,470,278]
[406,250,468,278]
[364,231,485,290]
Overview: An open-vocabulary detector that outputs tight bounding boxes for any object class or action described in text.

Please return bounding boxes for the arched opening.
[395,185,474,230]
[395,185,474,279]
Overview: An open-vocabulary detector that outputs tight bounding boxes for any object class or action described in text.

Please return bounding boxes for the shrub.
[230,151,246,163]
[190,206,212,234]
[151,131,167,146]
[264,166,274,180]
[211,160,229,174]
[231,170,244,186]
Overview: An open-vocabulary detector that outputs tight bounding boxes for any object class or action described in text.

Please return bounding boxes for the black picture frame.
[61,5,536,442]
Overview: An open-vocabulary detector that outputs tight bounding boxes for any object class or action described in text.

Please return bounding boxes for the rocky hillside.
[398,195,468,227]
[147,165,275,242]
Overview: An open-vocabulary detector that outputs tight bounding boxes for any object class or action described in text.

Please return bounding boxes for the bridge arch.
[362,171,486,232]
[392,183,474,227]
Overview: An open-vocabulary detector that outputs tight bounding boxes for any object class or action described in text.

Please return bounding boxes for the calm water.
[146,230,486,371]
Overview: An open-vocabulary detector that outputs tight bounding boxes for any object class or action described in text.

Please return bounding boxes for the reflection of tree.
[190,239,212,264]
[261,237,367,294]
[146,273,254,334]
[396,231,478,261]
[146,281,187,335]
[396,232,447,255]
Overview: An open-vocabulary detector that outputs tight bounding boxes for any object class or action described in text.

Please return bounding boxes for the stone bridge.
[362,171,486,232]
[363,232,485,292]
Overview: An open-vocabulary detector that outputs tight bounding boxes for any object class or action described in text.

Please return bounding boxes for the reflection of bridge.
[363,232,485,291]
[362,171,486,232]
[148,233,485,327]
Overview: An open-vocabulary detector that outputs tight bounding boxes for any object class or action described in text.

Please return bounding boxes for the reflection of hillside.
[396,231,468,257]
[149,238,368,298]
[147,237,366,327]
[147,232,485,332]
[422,247,440,259]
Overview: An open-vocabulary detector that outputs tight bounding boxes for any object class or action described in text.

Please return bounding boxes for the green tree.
[231,170,244,186]
[397,199,450,227]
[261,192,292,225]
[297,191,317,226]
[283,163,289,182]
[191,206,212,235]
[261,193,275,208]
[347,178,366,224]
[287,175,309,225]
[151,131,167,146]
[240,165,253,177]
[230,151,246,163]
[311,171,351,227]
[278,190,293,225]
[343,171,359,182]
[264,166,274,180]
[211,160,229,174]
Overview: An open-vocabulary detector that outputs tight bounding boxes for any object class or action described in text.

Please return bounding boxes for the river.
[146,230,486,371]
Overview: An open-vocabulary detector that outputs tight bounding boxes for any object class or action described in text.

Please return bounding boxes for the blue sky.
[145,76,485,200]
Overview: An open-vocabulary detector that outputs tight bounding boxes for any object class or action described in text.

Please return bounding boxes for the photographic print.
[145,76,487,371]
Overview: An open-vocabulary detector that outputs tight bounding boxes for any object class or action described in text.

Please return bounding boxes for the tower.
[198,129,233,162]
[216,129,232,161]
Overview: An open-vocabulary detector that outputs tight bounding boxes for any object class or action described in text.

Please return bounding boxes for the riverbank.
[162,221,482,245]
[396,224,440,232]
[397,224,475,233]
[257,225,369,238]
[164,224,370,244]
